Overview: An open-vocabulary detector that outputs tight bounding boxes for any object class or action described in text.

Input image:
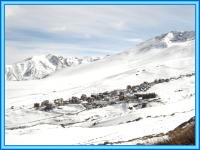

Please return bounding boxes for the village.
[33,73,194,112]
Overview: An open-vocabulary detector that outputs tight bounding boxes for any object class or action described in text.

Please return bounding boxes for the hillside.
[5,31,195,145]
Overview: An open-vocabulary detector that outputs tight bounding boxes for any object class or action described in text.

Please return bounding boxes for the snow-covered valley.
[5,31,195,145]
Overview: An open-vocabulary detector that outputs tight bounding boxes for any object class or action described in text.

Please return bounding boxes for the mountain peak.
[155,31,195,42]
[137,31,195,52]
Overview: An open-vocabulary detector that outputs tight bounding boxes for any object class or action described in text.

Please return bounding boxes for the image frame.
[0,0,199,149]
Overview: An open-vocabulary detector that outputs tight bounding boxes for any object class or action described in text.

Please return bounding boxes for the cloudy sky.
[5,5,195,64]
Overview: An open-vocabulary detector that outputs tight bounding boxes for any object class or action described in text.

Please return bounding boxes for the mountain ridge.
[136,31,195,52]
[5,54,102,81]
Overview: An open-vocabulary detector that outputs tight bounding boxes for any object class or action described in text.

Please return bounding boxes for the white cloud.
[125,38,143,43]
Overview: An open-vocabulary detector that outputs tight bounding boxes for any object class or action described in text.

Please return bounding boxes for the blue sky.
[5,5,195,64]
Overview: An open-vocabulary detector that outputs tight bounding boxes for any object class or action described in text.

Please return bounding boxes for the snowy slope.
[5,54,101,81]
[5,31,195,145]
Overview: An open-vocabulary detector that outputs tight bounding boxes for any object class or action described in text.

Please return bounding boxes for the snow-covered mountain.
[135,31,195,51]
[5,54,101,81]
[5,31,195,145]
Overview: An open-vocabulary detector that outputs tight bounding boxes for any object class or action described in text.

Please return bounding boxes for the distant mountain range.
[5,55,102,81]
[5,31,195,81]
